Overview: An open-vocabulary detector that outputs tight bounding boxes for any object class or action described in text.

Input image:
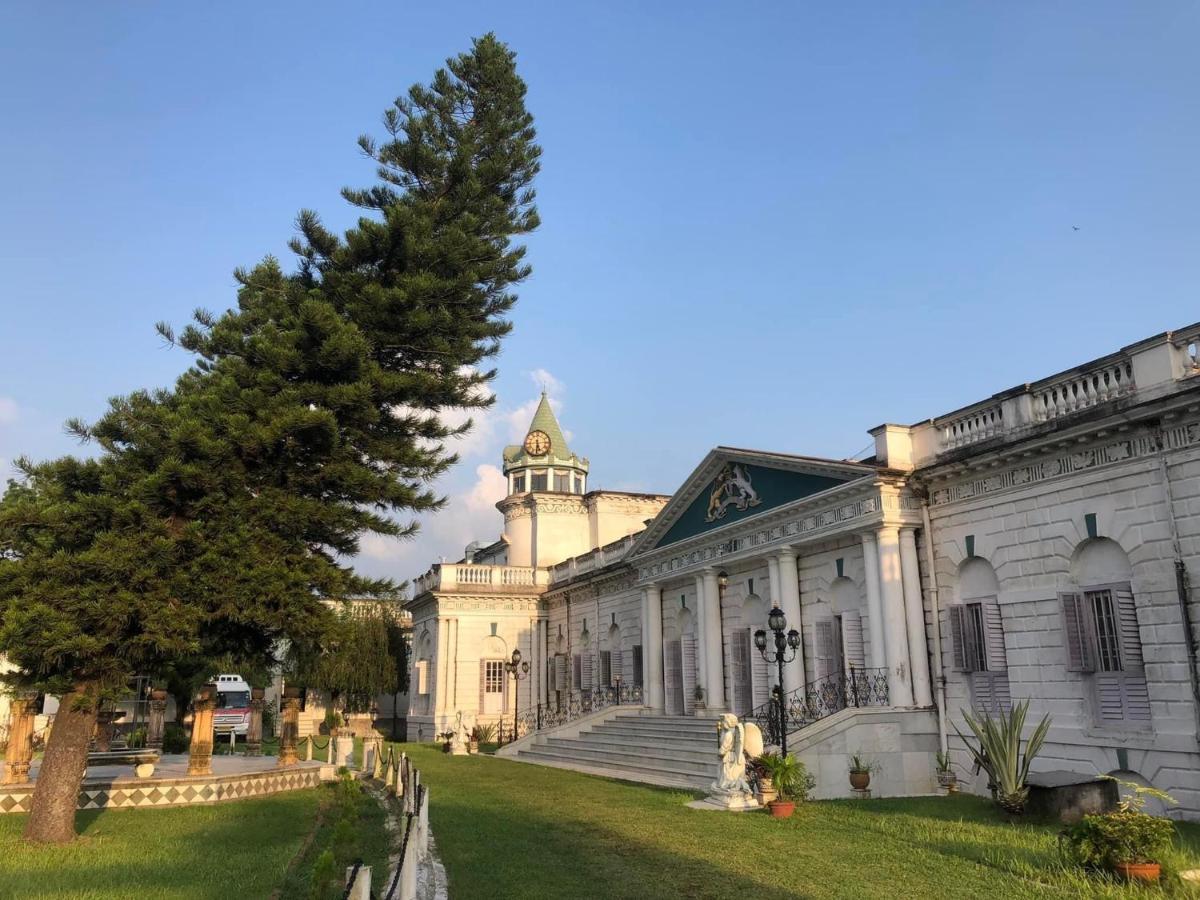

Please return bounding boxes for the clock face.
[524,430,551,456]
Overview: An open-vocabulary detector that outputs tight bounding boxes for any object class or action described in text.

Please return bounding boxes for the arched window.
[948,558,1010,716]
[1060,538,1149,726]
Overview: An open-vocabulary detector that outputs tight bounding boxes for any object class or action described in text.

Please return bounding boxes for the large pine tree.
[0,34,539,842]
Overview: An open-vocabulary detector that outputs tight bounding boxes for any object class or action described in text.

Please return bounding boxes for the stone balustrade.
[549,533,638,584]
[909,325,1200,466]
[413,562,549,595]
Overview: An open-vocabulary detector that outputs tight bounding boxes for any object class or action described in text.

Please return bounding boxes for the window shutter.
[555,655,568,692]
[1095,673,1125,722]
[599,650,611,687]
[982,601,1008,673]
[970,671,994,714]
[948,605,967,671]
[993,672,1012,714]
[750,629,769,705]
[632,645,643,686]
[582,653,594,691]
[1114,586,1144,670]
[1060,592,1095,673]
[814,619,835,680]
[681,636,697,714]
[841,612,866,671]
[572,654,581,691]
[479,661,487,710]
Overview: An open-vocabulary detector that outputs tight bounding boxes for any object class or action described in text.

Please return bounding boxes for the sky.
[1,2,1198,585]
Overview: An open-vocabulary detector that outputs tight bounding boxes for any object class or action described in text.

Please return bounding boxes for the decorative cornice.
[427,596,543,614]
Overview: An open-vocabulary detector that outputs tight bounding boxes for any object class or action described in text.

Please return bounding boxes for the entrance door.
[481,659,505,715]
[731,630,753,715]
[664,640,683,715]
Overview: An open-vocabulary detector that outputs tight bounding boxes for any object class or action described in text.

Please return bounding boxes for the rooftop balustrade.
[412,563,549,596]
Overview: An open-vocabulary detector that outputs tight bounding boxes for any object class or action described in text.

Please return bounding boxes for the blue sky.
[1,2,1197,582]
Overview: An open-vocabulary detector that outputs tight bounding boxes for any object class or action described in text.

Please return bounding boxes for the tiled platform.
[0,755,333,814]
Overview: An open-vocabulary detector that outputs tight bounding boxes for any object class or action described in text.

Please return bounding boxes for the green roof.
[528,392,571,457]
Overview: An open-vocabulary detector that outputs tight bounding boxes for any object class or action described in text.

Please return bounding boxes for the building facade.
[407,323,1200,817]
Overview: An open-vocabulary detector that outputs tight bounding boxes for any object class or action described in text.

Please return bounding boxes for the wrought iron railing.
[496,683,644,744]
[746,666,889,747]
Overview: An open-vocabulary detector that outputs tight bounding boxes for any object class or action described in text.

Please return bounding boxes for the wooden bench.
[1026,770,1118,823]
[86,749,161,779]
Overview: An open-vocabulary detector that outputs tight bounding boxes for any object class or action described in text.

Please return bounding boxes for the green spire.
[527,391,570,457]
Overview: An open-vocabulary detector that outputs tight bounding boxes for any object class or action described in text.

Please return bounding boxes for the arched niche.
[480,634,507,659]
[830,576,859,613]
[958,557,1000,601]
[1071,537,1132,585]
[742,591,767,632]
[607,622,622,651]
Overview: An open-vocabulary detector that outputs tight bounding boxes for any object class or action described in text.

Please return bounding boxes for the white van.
[212,674,253,737]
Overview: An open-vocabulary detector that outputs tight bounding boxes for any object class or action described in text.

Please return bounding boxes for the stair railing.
[745,665,889,747]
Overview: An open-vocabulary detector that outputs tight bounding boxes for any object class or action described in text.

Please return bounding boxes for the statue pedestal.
[688,790,761,812]
[449,737,468,756]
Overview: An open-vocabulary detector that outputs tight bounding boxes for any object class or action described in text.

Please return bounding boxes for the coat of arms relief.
[704,462,762,522]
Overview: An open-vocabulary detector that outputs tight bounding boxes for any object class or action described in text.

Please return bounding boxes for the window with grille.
[948,600,1011,716]
[1060,584,1149,725]
[484,660,505,694]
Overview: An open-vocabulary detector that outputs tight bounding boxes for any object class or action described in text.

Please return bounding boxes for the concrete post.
[777,548,807,692]
[277,688,300,768]
[876,527,915,707]
[643,585,665,711]
[246,688,265,756]
[146,688,168,752]
[2,691,38,785]
[187,684,217,776]
[701,569,725,713]
[899,527,934,707]
[861,533,886,669]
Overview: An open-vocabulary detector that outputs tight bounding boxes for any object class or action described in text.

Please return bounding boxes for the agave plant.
[954,700,1051,814]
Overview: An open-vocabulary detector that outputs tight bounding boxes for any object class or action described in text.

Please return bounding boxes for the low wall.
[789,707,940,799]
[0,762,334,814]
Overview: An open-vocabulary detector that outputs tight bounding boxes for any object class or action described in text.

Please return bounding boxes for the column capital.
[860,530,879,546]
[899,525,919,537]
[775,546,798,562]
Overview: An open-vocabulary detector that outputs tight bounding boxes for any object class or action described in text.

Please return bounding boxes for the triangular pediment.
[631,447,875,555]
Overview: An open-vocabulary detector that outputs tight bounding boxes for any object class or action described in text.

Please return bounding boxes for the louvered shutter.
[948,605,967,671]
[555,655,568,692]
[750,629,769,706]
[581,653,594,691]
[682,636,697,714]
[982,601,1008,672]
[1113,585,1151,722]
[970,671,994,714]
[731,630,752,714]
[814,620,835,681]
[1060,592,1095,672]
[599,650,611,688]
[632,645,643,686]
[572,654,582,691]
[664,640,683,714]
[841,612,866,671]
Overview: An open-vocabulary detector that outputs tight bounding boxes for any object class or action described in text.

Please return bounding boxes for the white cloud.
[0,398,17,426]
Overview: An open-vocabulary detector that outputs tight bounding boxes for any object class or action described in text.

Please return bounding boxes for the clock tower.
[501,391,589,497]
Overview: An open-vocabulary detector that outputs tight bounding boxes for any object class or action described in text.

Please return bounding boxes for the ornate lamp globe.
[767,606,787,633]
[511,648,522,667]
[786,629,801,650]
[717,570,729,589]
[753,629,768,652]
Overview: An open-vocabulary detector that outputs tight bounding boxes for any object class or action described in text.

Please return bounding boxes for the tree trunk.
[391,692,400,741]
[23,685,99,843]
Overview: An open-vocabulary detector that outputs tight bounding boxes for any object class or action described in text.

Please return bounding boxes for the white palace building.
[406,322,1200,818]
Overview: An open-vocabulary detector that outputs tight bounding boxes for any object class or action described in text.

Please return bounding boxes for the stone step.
[610,714,719,729]
[519,745,712,785]
[543,737,715,766]
[509,752,709,791]
[585,724,716,742]
[537,742,713,776]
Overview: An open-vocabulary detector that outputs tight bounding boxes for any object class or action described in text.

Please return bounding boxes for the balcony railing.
[413,563,549,596]
[745,666,889,748]
[549,533,639,584]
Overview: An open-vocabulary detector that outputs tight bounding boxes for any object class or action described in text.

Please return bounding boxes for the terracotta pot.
[849,771,871,791]
[250,687,265,701]
[150,688,169,702]
[468,740,479,755]
[759,777,778,806]
[1114,862,1161,883]
[768,800,795,819]
[937,771,958,792]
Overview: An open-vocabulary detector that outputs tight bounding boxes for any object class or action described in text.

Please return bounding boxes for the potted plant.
[438,731,453,753]
[758,752,815,819]
[1062,780,1177,883]
[848,753,877,791]
[935,750,958,793]
[692,684,706,715]
[749,755,777,806]
[954,699,1051,815]
[469,723,496,754]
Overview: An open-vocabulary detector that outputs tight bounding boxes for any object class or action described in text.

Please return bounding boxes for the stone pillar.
[899,527,934,707]
[692,574,709,708]
[861,533,886,669]
[700,569,725,713]
[146,688,168,752]
[776,548,806,692]
[643,585,665,711]
[2,691,37,785]
[246,687,265,757]
[187,684,217,776]
[278,687,301,767]
[876,527,915,707]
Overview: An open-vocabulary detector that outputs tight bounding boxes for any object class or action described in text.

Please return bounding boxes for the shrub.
[758,752,816,802]
[162,723,189,754]
[471,722,496,743]
[309,849,336,900]
[954,699,1050,814]
[1063,811,1176,869]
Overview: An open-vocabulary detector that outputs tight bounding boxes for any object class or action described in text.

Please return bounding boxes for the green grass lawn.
[402,743,1200,900]
[0,789,323,900]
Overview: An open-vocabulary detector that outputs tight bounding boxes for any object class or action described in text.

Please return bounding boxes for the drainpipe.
[1154,423,1200,741]
[918,494,949,756]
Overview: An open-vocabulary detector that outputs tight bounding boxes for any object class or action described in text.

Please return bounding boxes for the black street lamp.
[753,603,801,756]
[504,648,530,744]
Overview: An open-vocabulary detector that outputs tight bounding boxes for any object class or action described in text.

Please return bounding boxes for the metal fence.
[745,666,889,747]
[496,683,644,744]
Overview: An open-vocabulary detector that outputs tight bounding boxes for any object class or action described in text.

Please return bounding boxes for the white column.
[776,548,806,692]
[701,570,725,712]
[643,585,665,711]
[899,527,934,707]
[692,575,708,702]
[876,527,915,707]
[861,533,886,669]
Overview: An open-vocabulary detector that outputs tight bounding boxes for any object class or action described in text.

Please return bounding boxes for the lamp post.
[504,648,530,744]
[754,604,801,757]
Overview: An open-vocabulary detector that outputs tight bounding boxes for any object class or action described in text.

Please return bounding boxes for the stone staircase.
[509,712,718,790]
